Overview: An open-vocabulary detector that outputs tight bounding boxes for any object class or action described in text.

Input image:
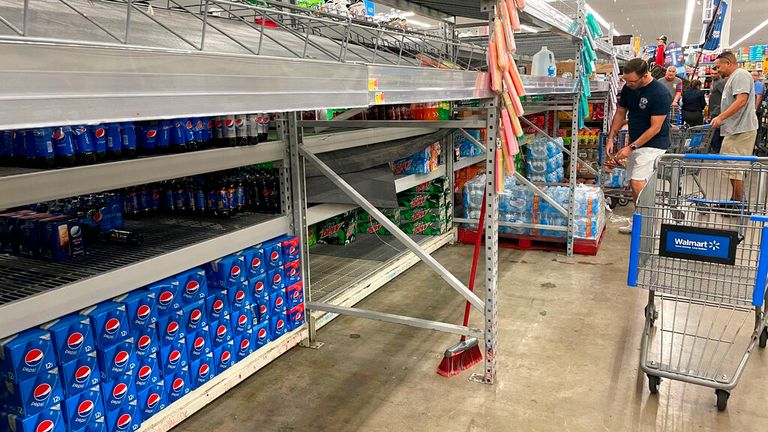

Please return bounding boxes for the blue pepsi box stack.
[0,234,304,432]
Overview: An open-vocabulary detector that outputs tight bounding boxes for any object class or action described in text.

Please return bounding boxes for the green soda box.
[357,221,391,235]
[399,207,446,225]
[400,220,446,236]
[317,212,357,245]
[307,224,318,248]
[356,208,400,225]
[407,177,449,195]
[397,193,446,209]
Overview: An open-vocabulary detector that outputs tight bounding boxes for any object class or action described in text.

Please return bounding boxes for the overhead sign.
[613,35,633,45]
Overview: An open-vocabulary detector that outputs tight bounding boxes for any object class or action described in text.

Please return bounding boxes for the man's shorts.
[721,130,757,180]
[626,147,666,181]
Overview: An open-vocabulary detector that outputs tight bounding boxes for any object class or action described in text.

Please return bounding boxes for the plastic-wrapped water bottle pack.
[603,168,628,188]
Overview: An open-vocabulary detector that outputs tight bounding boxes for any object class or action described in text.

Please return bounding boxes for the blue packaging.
[51,126,76,160]
[249,275,268,304]
[205,255,246,290]
[0,368,64,417]
[269,290,286,316]
[105,123,122,157]
[267,269,284,294]
[263,240,283,270]
[233,329,253,363]
[156,309,184,347]
[27,128,55,163]
[101,369,137,412]
[112,291,158,334]
[205,290,230,323]
[283,260,301,285]
[1,405,65,432]
[138,122,159,153]
[61,386,105,432]
[163,366,190,404]
[270,313,287,339]
[134,353,160,392]
[104,398,140,432]
[76,414,106,432]
[177,268,208,304]
[278,236,300,262]
[182,119,195,145]
[227,281,252,312]
[285,281,304,309]
[251,321,270,350]
[212,341,234,375]
[254,296,269,325]
[120,122,137,154]
[133,324,159,361]
[0,328,56,383]
[287,304,305,332]
[145,277,182,317]
[241,245,265,279]
[39,217,85,261]
[191,118,205,144]
[209,318,233,348]
[158,337,187,377]
[230,309,253,337]
[11,130,25,162]
[59,351,100,398]
[181,299,208,334]
[136,381,166,422]
[96,338,137,382]
[1,130,13,161]
[185,327,212,363]
[169,119,186,150]
[71,126,95,159]
[81,302,130,349]
[188,352,215,390]
[40,315,96,365]
[89,125,107,158]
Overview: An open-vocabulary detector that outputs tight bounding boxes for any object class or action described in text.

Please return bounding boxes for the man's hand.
[606,133,615,155]
[711,115,722,129]
[615,145,633,161]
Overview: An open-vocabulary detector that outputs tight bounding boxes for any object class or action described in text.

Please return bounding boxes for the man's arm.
[756,92,764,110]
[606,106,627,154]
[672,81,682,105]
[712,93,750,128]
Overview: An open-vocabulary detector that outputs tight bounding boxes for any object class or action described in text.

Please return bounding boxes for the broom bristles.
[436,343,483,377]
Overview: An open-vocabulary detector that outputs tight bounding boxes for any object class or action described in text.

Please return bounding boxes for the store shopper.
[710,51,758,202]
[654,35,667,69]
[660,66,683,106]
[681,80,706,126]
[752,71,764,110]
[709,69,726,152]
[607,58,672,234]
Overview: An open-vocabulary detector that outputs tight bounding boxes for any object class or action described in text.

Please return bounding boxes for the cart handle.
[750,215,768,223]
[627,213,642,287]
[682,154,758,162]
[753,226,768,307]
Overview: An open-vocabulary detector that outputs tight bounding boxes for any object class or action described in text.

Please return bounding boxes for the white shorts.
[626,147,666,181]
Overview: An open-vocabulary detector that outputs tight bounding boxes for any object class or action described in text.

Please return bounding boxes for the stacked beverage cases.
[0,235,305,432]
[0,114,272,169]
[524,137,565,184]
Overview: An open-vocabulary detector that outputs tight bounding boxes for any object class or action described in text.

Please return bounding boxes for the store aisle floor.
[173,219,768,432]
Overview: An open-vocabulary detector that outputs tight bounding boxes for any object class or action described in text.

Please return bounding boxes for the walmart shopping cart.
[669,124,715,154]
[628,154,768,411]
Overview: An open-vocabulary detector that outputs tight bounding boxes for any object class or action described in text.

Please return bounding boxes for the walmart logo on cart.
[674,238,720,252]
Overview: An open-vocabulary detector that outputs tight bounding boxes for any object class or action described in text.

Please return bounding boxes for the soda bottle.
[223,115,237,147]
[70,125,96,165]
[124,187,140,217]
[105,123,122,160]
[216,182,231,217]
[257,114,270,143]
[138,186,152,215]
[213,117,224,147]
[235,179,246,212]
[202,117,213,147]
[174,181,187,213]
[89,124,108,161]
[246,114,259,145]
[194,183,206,216]
[170,119,188,152]
[158,120,172,153]
[192,118,206,150]
[51,126,77,167]
[183,119,197,151]
[12,129,26,166]
[186,180,198,214]
[162,181,175,213]
[121,122,137,158]
[27,128,55,168]
[102,229,144,246]
[235,115,248,146]
[226,181,237,213]
[150,185,162,213]
[0,130,13,166]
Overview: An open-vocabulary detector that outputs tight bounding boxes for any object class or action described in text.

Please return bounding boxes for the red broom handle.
[461,188,487,331]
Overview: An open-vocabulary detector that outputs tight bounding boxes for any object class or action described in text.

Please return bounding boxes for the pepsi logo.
[112,383,128,400]
[114,350,130,368]
[212,299,225,314]
[206,120,213,129]
[273,274,282,285]
[74,365,92,384]
[136,304,152,321]
[77,400,95,418]
[70,225,83,237]
[36,420,55,432]
[234,290,246,304]
[185,120,193,129]
[259,305,267,315]
[216,325,227,339]
[193,337,205,352]
[67,332,85,351]
[251,258,261,269]
[189,309,203,326]
[95,128,106,139]
[33,383,52,402]
[275,297,284,308]
[257,328,267,341]
[289,246,297,254]
[24,348,44,368]
[295,312,304,321]
[239,339,250,352]
[235,117,244,126]
[230,266,241,279]
[146,130,158,139]
[166,321,180,337]
[276,320,285,331]
[137,335,152,352]
[214,119,223,127]
[270,251,279,262]
[174,121,182,128]
[237,314,248,328]
[198,363,210,378]
[220,351,231,365]
[138,365,152,382]
[168,350,182,366]
[104,318,121,335]
[185,280,200,295]
[147,392,161,410]
[116,413,132,430]
[290,268,298,277]
[225,119,234,128]
[158,291,174,306]
[52,128,64,141]
[254,281,264,294]
[196,120,203,129]
[291,290,301,300]
[172,377,184,392]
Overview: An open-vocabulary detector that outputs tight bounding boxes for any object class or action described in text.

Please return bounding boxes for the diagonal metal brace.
[457,128,487,153]
[299,147,484,311]
[513,172,568,216]
[519,116,600,176]
[307,303,483,338]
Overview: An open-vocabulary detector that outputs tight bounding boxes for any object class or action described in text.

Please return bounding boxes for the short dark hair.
[623,58,649,76]
[716,51,737,64]
[690,80,702,89]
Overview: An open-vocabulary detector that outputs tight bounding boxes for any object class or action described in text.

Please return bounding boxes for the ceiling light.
[681,0,696,46]
[729,17,768,48]
[585,3,621,36]
[520,24,539,33]
[407,19,432,29]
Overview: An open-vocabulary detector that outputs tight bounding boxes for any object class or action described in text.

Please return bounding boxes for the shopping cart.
[669,124,715,154]
[628,154,768,411]
[669,105,681,126]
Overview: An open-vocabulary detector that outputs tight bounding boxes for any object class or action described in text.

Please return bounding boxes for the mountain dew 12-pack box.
[317,211,357,245]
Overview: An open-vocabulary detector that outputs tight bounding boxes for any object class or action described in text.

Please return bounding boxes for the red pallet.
[457,226,605,256]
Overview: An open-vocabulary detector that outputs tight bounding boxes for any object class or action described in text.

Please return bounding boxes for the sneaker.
[619,224,633,235]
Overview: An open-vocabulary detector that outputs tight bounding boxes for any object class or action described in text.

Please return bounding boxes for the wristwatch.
[630,143,638,151]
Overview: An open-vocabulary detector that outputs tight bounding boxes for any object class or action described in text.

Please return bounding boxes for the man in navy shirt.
[607,58,672,233]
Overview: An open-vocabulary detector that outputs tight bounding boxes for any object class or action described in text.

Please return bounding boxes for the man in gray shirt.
[709,69,726,152]
[660,66,683,105]
[711,51,759,202]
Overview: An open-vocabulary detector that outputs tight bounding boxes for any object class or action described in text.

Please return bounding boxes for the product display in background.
[316,211,357,246]
[453,129,485,158]
[524,137,564,184]
[0,235,304,432]
[390,142,441,175]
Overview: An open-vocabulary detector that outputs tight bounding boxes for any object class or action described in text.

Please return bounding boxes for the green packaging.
[307,224,317,248]
[407,177,449,195]
[356,208,401,225]
[317,212,357,245]
[397,193,446,209]
[400,220,447,236]
[399,207,446,224]
[357,221,391,235]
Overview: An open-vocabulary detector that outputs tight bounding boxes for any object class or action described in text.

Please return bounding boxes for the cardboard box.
[556,60,576,78]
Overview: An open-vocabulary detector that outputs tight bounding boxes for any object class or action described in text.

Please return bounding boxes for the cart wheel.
[618,198,630,207]
[716,390,729,411]
[759,328,768,348]
[648,375,661,394]
[608,197,618,209]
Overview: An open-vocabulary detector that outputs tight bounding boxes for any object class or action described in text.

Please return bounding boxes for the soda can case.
[209,318,233,348]
[267,269,284,294]
[134,353,161,392]
[112,291,158,334]
[234,329,254,363]
[59,351,100,398]
[1,404,66,432]
[285,281,305,310]
[269,290,286,316]
[278,235,301,263]
[249,275,268,304]
[205,290,230,323]
[133,324,159,361]
[241,245,265,279]
[101,369,137,412]
[226,281,252,312]
[158,337,188,377]
[185,327,212,363]
[0,367,64,417]
[145,278,182,317]
[263,240,283,270]
[97,338,137,382]
[205,255,245,290]
[136,381,166,422]
[181,299,208,334]
[189,353,215,390]
[164,366,190,404]
[40,315,96,366]
[176,268,208,305]
[213,340,235,375]
[254,297,269,325]
[270,313,288,339]
[0,328,56,383]
[287,304,306,332]
[76,414,106,432]
[283,260,301,286]
[81,302,130,350]
[61,385,105,431]
[156,309,185,347]
[251,321,270,350]
[230,309,253,336]
[104,398,140,432]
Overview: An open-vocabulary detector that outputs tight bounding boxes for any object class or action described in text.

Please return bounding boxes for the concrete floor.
[174,217,768,432]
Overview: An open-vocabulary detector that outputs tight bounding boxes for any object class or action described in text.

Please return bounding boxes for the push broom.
[437,189,486,377]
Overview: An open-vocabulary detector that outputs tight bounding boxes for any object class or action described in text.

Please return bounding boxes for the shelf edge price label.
[374,92,385,105]
[368,78,379,91]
